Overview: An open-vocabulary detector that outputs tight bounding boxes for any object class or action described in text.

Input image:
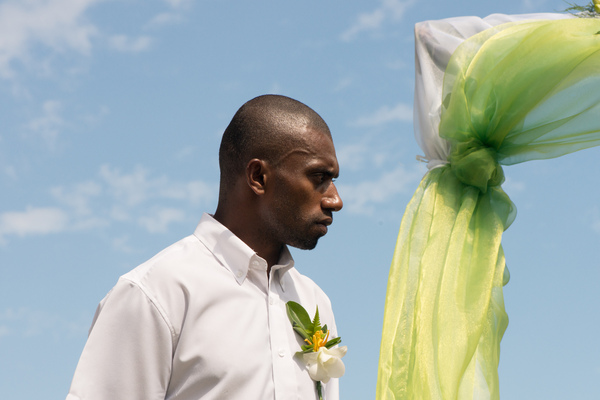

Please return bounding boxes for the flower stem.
[316,381,323,400]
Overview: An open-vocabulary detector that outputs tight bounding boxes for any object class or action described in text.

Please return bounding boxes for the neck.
[213,205,282,271]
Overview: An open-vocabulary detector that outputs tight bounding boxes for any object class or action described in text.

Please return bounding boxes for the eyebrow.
[309,165,339,179]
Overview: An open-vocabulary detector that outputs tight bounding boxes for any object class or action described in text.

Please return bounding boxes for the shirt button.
[236,270,243,278]
[269,298,274,305]
[278,349,285,357]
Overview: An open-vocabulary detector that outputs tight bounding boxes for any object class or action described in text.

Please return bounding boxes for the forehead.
[276,128,339,172]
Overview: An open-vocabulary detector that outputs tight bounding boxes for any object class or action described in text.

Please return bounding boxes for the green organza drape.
[377,18,600,400]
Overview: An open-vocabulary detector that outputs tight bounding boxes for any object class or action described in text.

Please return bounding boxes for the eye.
[312,173,327,184]
[310,172,336,187]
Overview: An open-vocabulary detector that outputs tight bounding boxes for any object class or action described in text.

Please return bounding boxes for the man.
[66,94,344,400]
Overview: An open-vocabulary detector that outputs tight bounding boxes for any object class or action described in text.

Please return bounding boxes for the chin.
[289,236,320,251]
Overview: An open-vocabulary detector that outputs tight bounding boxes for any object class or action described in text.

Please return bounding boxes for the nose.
[322,182,343,212]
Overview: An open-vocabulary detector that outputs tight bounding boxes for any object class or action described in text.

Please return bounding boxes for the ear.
[246,158,268,195]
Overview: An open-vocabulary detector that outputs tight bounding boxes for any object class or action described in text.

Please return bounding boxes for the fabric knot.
[449,138,504,193]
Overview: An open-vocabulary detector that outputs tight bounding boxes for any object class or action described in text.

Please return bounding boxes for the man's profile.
[66,94,344,400]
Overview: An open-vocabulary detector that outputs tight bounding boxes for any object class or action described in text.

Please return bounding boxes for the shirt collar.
[193,213,295,287]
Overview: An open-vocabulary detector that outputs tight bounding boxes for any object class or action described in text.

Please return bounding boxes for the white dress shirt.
[67,213,339,400]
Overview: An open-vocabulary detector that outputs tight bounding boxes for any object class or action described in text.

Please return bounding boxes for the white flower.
[302,346,348,383]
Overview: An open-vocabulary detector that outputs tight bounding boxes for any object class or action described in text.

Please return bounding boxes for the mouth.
[315,218,333,235]
[319,217,333,226]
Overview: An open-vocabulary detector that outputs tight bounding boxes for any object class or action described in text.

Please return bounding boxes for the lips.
[319,217,333,227]
[315,218,333,235]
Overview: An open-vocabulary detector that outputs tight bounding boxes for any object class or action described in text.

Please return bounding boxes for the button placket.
[267,268,297,399]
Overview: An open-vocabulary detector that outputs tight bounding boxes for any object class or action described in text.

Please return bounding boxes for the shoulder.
[121,233,226,295]
[109,233,226,335]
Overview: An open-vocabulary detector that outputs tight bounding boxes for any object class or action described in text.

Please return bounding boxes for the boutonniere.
[286,301,347,400]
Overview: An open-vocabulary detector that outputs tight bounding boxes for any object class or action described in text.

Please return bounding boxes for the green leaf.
[312,306,322,333]
[286,301,313,340]
[292,326,310,340]
[324,336,342,349]
[301,344,314,352]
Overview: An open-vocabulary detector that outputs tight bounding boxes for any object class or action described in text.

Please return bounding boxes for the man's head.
[217,94,343,251]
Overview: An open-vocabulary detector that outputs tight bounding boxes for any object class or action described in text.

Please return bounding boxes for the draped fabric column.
[376,15,600,400]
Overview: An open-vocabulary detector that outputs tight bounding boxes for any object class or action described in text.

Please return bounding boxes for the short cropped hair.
[218,94,331,188]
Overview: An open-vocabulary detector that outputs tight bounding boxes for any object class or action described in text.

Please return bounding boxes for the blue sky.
[1,0,599,399]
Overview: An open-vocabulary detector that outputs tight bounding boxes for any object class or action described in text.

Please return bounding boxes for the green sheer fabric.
[377,18,600,400]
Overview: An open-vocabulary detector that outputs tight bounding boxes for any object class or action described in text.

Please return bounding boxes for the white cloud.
[81,105,110,125]
[99,164,152,207]
[336,142,370,171]
[340,0,414,42]
[146,12,184,28]
[4,165,18,180]
[99,164,215,207]
[0,307,89,338]
[146,0,191,29]
[502,176,526,195]
[0,0,100,78]
[0,325,9,338]
[51,180,102,215]
[352,102,412,127]
[1,164,216,243]
[175,146,195,160]
[0,206,69,239]
[333,76,354,92]
[522,0,547,12]
[163,0,191,8]
[162,181,214,204]
[25,100,64,147]
[139,207,185,233]
[337,163,422,215]
[112,234,135,253]
[108,34,152,53]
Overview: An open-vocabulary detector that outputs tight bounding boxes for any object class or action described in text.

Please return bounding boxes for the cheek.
[272,176,322,215]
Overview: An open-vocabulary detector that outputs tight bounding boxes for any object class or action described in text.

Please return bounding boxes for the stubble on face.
[262,128,340,251]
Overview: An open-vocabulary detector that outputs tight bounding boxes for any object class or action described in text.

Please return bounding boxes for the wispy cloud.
[0,165,216,243]
[0,0,100,78]
[337,139,389,172]
[502,176,526,195]
[25,100,64,147]
[0,206,69,241]
[146,0,191,29]
[337,163,423,215]
[139,207,185,233]
[108,35,153,53]
[340,0,414,42]
[3,165,18,180]
[51,180,102,216]
[0,307,89,339]
[162,0,192,8]
[333,76,354,92]
[522,0,547,12]
[0,0,188,78]
[146,12,184,29]
[99,164,214,206]
[352,102,412,127]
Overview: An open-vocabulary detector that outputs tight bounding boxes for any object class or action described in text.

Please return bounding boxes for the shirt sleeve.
[66,278,173,400]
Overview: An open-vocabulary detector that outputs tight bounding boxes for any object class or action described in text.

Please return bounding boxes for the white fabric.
[413,13,571,170]
[410,11,574,398]
[67,213,339,400]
